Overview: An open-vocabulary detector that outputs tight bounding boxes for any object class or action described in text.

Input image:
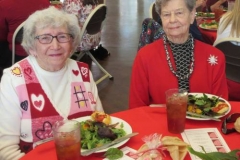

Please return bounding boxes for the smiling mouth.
[169,26,179,29]
[50,54,62,57]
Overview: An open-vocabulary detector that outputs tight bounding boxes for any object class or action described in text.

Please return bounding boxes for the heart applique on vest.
[35,121,52,140]
[12,67,21,76]
[81,67,88,77]
[31,94,45,111]
[20,100,28,111]
[72,70,79,76]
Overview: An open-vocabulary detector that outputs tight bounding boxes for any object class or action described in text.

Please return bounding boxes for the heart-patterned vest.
[15,59,95,153]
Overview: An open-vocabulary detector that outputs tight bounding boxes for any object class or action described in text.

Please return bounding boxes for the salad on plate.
[199,20,219,30]
[187,93,230,119]
[79,111,127,150]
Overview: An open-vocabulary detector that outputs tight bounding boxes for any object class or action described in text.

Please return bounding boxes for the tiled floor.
[90,0,154,114]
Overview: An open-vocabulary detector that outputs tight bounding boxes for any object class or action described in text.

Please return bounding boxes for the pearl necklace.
[163,34,195,80]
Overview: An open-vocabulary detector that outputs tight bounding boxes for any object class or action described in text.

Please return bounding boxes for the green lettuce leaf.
[104,148,123,160]
[188,146,240,160]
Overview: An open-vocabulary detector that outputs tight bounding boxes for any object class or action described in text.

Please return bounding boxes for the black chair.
[98,0,105,4]
[72,4,113,84]
[149,2,159,22]
[213,37,240,83]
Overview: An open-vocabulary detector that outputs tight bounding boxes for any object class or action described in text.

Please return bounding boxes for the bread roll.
[91,111,111,125]
[211,102,229,114]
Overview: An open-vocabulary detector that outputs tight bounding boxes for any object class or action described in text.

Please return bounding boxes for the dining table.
[198,17,218,45]
[199,27,217,45]
[20,101,240,160]
[198,10,228,45]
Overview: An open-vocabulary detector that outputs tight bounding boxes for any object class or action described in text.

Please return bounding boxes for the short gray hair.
[155,0,196,15]
[21,6,80,55]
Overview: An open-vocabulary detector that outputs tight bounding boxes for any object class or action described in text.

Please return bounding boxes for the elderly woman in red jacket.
[129,0,228,109]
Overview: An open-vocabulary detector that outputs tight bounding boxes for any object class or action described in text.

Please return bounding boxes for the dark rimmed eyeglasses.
[221,113,240,135]
[34,33,73,44]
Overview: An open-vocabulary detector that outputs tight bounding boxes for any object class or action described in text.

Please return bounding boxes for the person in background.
[129,0,228,109]
[49,0,63,9]
[137,18,165,50]
[62,0,101,52]
[0,0,50,71]
[202,0,227,12]
[196,0,207,10]
[190,0,206,40]
[138,0,206,51]
[0,7,103,159]
[214,0,240,101]
[0,41,10,78]
[215,0,240,41]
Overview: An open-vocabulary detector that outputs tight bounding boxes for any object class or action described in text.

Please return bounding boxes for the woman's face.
[30,26,73,71]
[160,0,195,43]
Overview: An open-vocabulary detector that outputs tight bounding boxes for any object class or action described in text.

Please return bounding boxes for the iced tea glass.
[165,89,188,134]
[52,120,81,160]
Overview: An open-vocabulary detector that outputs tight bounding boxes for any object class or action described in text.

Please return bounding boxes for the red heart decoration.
[35,121,52,140]
[24,67,32,75]
[34,101,42,108]
[81,67,88,76]
[24,67,33,80]
[72,70,79,76]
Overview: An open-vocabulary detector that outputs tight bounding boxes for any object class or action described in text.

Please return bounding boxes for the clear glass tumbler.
[52,120,81,160]
[165,88,188,134]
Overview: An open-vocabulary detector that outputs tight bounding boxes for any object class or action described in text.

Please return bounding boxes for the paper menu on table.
[181,128,230,160]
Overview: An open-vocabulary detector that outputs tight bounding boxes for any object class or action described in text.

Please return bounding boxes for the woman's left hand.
[196,0,206,9]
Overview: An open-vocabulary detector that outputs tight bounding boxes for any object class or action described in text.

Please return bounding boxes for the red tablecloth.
[20,102,240,160]
[199,27,217,45]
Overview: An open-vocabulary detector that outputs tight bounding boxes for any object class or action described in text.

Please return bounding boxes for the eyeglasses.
[34,33,73,44]
[221,113,240,135]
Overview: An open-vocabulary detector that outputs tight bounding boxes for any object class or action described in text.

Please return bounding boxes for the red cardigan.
[129,39,228,109]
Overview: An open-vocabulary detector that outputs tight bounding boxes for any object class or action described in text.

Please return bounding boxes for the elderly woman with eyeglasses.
[0,7,103,159]
[129,0,228,109]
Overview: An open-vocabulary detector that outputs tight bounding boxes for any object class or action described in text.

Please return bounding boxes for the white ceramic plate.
[196,12,215,19]
[186,93,231,120]
[199,24,218,31]
[74,116,132,153]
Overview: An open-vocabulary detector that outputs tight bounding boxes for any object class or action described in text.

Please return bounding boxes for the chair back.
[98,0,105,4]
[149,2,159,22]
[213,37,240,83]
[79,4,107,39]
[72,4,113,84]
[12,21,25,65]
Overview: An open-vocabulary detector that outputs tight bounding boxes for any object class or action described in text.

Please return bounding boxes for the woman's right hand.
[210,0,227,12]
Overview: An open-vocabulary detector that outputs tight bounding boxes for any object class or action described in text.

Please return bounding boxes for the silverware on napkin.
[81,132,139,156]
[186,111,221,121]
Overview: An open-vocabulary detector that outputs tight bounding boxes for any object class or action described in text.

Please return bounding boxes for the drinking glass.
[52,120,81,160]
[165,88,188,133]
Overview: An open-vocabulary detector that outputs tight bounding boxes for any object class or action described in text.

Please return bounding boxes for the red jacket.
[129,39,228,109]
[0,0,50,56]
